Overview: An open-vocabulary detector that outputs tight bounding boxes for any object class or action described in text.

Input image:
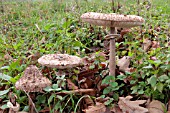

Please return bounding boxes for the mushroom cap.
[15,65,51,92]
[38,54,82,69]
[81,12,145,28]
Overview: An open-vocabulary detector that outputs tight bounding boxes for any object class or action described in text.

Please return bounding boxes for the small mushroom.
[38,54,82,75]
[15,65,51,113]
[81,12,144,76]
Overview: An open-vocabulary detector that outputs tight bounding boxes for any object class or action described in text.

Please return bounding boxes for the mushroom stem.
[109,27,117,76]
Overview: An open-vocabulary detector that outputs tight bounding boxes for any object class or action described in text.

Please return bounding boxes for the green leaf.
[56,95,63,100]
[48,93,56,104]
[54,102,60,111]
[22,106,29,112]
[147,76,157,88]
[113,93,119,101]
[18,96,27,103]
[138,89,144,94]
[36,95,46,104]
[143,65,153,69]
[0,104,9,109]
[52,84,59,89]
[104,98,114,105]
[73,41,82,47]
[0,66,9,70]
[131,86,138,94]
[103,87,112,95]
[102,76,115,85]
[43,86,53,92]
[156,83,164,93]
[166,79,170,84]
[44,86,61,92]
[158,75,169,82]
[0,89,10,96]
[117,75,127,80]
[110,82,118,87]
[0,73,12,81]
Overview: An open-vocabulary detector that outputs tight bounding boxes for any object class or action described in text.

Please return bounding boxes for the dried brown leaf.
[110,105,123,113]
[117,56,131,72]
[84,96,94,106]
[147,100,166,113]
[168,100,170,111]
[120,29,131,37]
[67,79,78,90]
[4,53,13,60]
[118,96,148,113]
[152,41,160,49]
[83,102,106,113]
[143,38,152,52]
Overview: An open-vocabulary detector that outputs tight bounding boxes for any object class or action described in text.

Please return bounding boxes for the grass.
[0,0,169,112]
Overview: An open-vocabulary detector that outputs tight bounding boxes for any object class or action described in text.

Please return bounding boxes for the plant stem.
[109,27,117,76]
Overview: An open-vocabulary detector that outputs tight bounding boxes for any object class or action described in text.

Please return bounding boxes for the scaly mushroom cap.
[15,65,51,92]
[81,12,145,28]
[38,54,82,69]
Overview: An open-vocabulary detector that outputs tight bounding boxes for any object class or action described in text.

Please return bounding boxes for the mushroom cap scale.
[15,65,51,92]
[38,54,82,69]
[81,12,145,28]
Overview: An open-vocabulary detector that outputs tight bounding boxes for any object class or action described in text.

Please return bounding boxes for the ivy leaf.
[147,76,157,88]
[0,104,9,109]
[158,75,169,82]
[102,76,115,85]
[0,89,10,96]
[104,98,114,106]
[52,84,59,89]
[103,87,112,95]
[156,83,164,93]
[110,82,118,87]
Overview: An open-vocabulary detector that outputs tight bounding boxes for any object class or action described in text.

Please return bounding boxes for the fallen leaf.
[143,38,152,52]
[118,96,148,113]
[117,56,131,72]
[147,100,166,113]
[120,29,131,37]
[168,100,170,111]
[18,111,28,113]
[152,41,160,49]
[110,105,123,113]
[84,96,94,106]
[4,53,13,60]
[67,79,78,90]
[7,101,20,113]
[150,56,157,61]
[83,102,106,113]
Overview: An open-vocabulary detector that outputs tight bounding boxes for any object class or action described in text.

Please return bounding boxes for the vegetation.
[0,0,170,112]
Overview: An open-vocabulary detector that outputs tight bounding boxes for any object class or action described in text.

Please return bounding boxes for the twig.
[22,88,38,113]
[56,89,96,95]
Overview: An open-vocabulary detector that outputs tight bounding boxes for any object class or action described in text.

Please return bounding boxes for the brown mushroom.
[15,65,51,113]
[38,54,82,75]
[81,12,144,76]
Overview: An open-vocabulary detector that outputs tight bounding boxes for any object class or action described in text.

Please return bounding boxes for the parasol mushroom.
[38,54,82,75]
[15,65,51,113]
[81,12,144,76]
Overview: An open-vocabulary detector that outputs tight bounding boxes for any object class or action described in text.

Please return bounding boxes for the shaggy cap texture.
[15,65,51,92]
[81,12,145,28]
[38,54,82,69]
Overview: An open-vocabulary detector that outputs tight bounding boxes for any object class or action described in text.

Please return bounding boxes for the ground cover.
[0,0,170,113]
